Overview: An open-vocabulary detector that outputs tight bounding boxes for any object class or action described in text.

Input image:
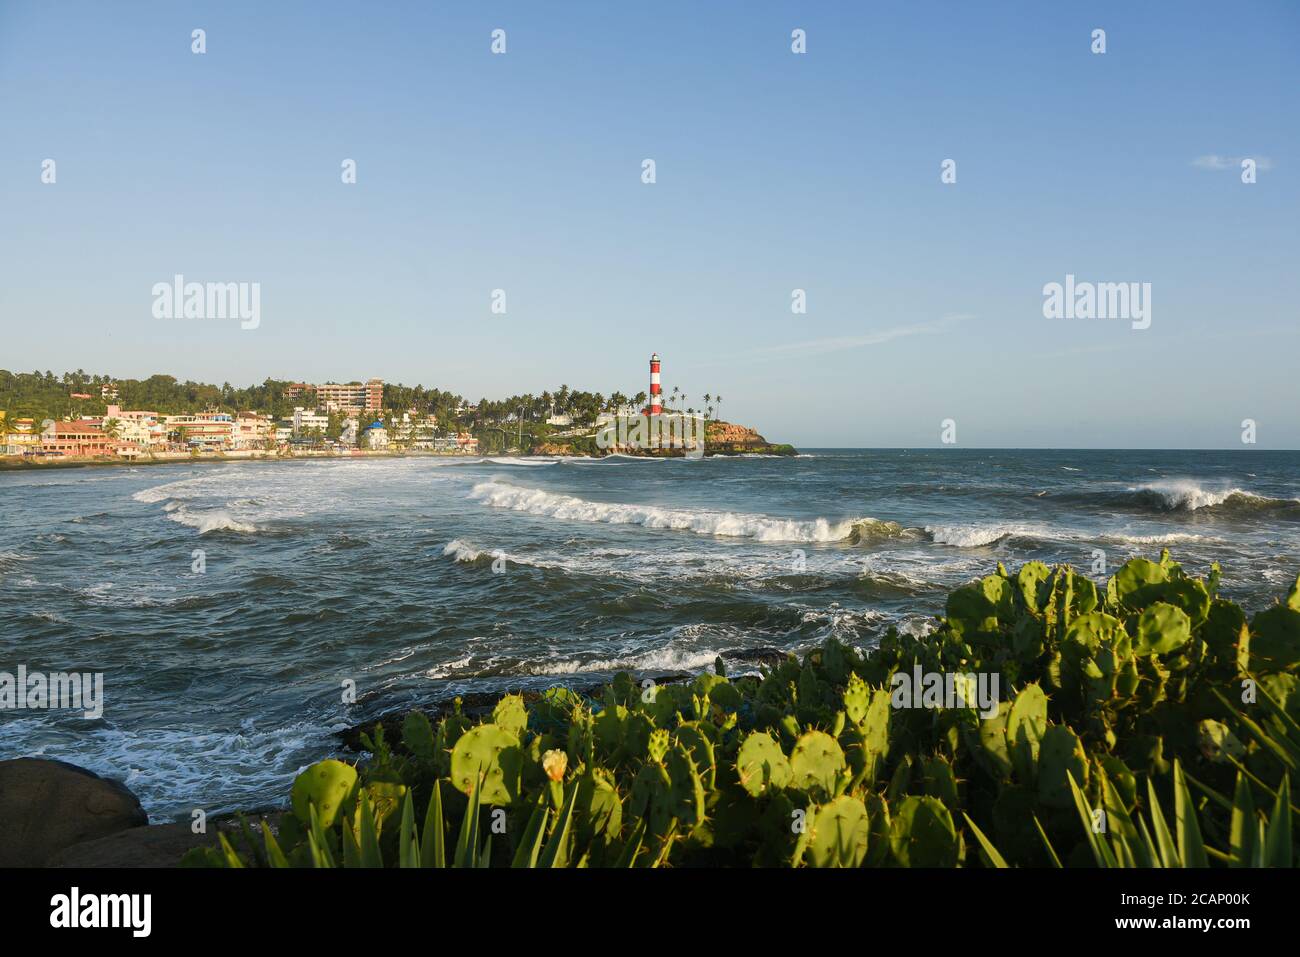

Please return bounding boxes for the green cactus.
[491,693,528,738]
[1006,683,1047,782]
[401,711,437,762]
[736,731,792,797]
[450,723,523,805]
[1134,602,1192,656]
[290,759,358,828]
[665,744,707,828]
[629,761,675,837]
[889,794,958,867]
[789,730,846,798]
[674,722,716,789]
[646,727,670,764]
[804,795,869,868]
[842,672,871,726]
[1036,724,1088,809]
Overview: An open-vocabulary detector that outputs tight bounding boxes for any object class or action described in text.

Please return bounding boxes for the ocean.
[2,449,1297,820]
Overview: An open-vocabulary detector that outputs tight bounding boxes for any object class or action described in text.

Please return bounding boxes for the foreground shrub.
[191,552,1300,868]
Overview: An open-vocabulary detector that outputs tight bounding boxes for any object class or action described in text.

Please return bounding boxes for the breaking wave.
[1129,480,1295,513]
[468,481,888,544]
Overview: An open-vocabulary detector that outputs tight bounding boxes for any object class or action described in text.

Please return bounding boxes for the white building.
[293,407,329,436]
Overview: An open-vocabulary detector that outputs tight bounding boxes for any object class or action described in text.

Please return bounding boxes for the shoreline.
[0,444,797,473]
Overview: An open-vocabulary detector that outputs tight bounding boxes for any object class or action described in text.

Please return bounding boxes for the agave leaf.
[1032,814,1062,868]
[260,820,290,868]
[511,798,550,868]
[397,790,417,869]
[537,779,579,868]
[962,813,1008,868]
[1146,776,1181,867]
[357,792,383,868]
[217,832,245,869]
[307,804,336,868]
[1228,771,1256,868]
[1068,771,1116,868]
[613,818,648,868]
[454,773,483,868]
[1263,774,1293,867]
[1172,761,1208,867]
[421,780,446,868]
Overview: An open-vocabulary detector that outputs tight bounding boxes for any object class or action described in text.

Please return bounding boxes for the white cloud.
[1192,154,1273,171]
[728,314,971,363]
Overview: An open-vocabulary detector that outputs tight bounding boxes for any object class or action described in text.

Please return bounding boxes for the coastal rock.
[48,820,249,868]
[0,758,147,867]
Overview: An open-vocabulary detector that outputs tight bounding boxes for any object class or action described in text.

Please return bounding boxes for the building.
[101,406,166,450]
[285,379,383,413]
[164,412,235,450]
[546,413,573,427]
[360,421,388,449]
[339,416,359,447]
[648,353,663,414]
[40,420,112,457]
[292,407,329,437]
[233,412,274,450]
[101,383,119,400]
[1,414,40,455]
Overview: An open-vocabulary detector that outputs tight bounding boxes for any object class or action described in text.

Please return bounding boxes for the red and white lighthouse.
[648,353,663,414]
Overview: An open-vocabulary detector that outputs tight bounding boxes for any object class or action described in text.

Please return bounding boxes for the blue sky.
[1,1,1296,447]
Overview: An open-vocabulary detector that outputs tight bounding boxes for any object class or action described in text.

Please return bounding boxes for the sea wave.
[1129,480,1295,513]
[925,523,1044,548]
[166,506,257,534]
[469,481,882,543]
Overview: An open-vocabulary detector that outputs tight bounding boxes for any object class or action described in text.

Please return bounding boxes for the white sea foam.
[443,539,485,563]
[469,481,868,543]
[166,506,257,534]
[925,523,1042,548]
[1131,479,1290,512]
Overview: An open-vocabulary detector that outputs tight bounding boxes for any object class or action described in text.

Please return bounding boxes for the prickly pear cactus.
[1036,724,1088,808]
[1006,682,1047,781]
[290,758,358,828]
[450,723,523,805]
[888,794,958,867]
[736,731,793,797]
[491,693,528,738]
[789,730,846,798]
[646,727,671,764]
[804,795,869,868]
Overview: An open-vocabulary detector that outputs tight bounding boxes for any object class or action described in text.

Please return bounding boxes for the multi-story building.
[292,407,329,437]
[284,379,383,413]
[100,406,166,450]
[1,414,41,455]
[40,421,112,457]
[233,412,274,450]
[164,412,235,450]
[101,382,119,400]
[360,421,388,449]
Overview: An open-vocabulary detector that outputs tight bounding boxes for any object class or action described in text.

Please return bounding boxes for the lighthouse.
[648,353,663,414]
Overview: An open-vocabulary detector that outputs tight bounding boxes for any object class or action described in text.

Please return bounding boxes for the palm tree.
[102,418,122,440]
[703,393,712,420]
